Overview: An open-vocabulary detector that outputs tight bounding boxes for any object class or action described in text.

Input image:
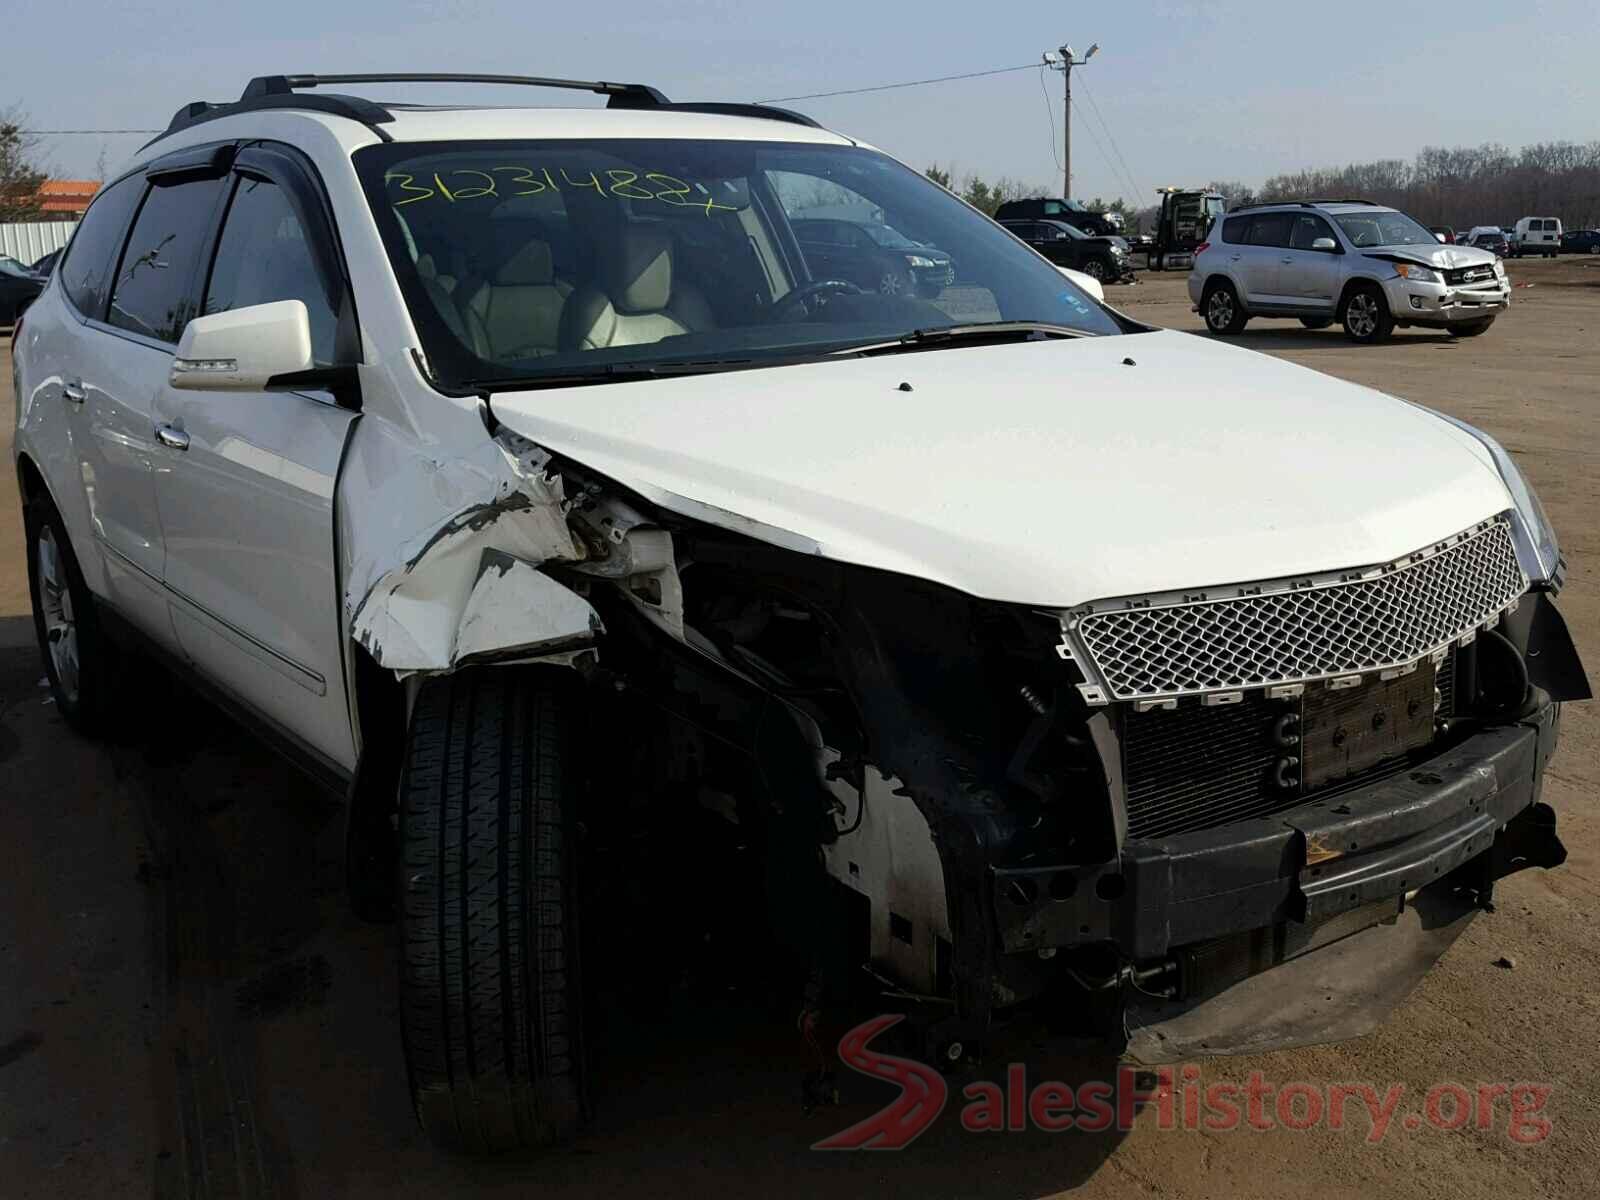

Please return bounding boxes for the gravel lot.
[2,256,1596,1198]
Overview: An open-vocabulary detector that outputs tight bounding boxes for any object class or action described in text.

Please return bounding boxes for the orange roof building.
[37,180,101,217]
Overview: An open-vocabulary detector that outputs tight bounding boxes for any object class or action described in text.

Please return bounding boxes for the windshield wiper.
[467,357,775,392]
[837,321,1093,357]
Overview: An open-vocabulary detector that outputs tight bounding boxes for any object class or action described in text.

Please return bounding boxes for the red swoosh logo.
[813,1014,948,1150]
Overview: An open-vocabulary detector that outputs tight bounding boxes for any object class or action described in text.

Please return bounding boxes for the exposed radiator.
[1122,651,1458,841]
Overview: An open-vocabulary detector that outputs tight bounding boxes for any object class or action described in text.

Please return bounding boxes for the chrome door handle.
[155,424,190,451]
[62,381,87,405]
[1281,256,1295,263]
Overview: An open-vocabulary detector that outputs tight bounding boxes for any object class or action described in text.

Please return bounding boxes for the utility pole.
[1043,42,1098,200]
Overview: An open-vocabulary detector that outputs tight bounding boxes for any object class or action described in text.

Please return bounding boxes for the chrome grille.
[1069,519,1525,703]
[1445,264,1498,287]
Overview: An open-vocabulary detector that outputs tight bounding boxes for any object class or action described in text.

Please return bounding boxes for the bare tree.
[0,104,48,222]
[1253,141,1600,228]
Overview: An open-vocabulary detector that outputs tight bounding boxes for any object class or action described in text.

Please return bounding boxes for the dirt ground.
[1,256,1596,1199]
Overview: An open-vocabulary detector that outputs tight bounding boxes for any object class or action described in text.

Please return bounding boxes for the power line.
[756,63,1037,104]
[1075,76,1144,204]
[1037,66,1062,174]
[1069,101,1128,205]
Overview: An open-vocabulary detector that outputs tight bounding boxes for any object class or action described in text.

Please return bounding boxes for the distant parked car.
[1560,229,1600,254]
[1512,217,1562,258]
[0,255,46,324]
[993,197,1124,237]
[1429,226,1455,243]
[1469,231,1511,258]
[1001,218,1132,283]
[789,218,955,298]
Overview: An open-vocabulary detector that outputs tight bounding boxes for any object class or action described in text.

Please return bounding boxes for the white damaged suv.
[12,74,1588,1153]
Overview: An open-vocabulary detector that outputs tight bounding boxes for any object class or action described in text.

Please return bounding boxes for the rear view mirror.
[171,300,313,391]
[1311,237,1338,252]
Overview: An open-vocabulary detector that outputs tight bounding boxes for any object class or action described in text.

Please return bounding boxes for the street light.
[1045,40,1101,198]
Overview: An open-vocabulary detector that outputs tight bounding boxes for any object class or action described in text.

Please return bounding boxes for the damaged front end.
[341,411,1588,1064]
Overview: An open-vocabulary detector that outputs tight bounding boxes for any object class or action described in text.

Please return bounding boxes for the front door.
[150,155,358,774]
[1278,214,1344,312]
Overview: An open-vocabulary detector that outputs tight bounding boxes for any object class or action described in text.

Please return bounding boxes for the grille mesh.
[1074,520,1524,702]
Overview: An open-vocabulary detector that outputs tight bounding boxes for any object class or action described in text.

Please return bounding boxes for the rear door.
[1278,214,1343,311]
[1238,212,1293,305]
[63,162,230,649]
[149,145,359,775]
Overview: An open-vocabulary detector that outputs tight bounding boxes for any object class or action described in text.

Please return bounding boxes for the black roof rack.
[146,72,821,149]
[1227,197,1381,212]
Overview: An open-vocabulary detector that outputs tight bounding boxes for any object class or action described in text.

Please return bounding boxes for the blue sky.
[12,0,1599,202]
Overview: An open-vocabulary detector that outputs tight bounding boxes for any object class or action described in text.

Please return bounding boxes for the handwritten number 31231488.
[385,166,738,215]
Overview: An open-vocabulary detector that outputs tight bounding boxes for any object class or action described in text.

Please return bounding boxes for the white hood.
[490,330,1513,606]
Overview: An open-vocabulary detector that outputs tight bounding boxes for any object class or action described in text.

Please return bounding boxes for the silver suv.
[1189,200,1510,343]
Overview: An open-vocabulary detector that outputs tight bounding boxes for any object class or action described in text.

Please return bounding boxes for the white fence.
[0,221,78,264]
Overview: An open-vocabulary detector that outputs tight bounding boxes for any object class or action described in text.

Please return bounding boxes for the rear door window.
[1246,213,1293,247]
[107,177,227,343]
[1221,215,1249,243]
[59,176,144,319]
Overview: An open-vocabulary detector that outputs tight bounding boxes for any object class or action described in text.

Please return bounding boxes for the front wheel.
[1341,285,1394,344]
[399,667,586,1154]
[1447,317,1496,338]
[1202,281,1248,335]
[1083,257,1110,282]
[876,267,911,297]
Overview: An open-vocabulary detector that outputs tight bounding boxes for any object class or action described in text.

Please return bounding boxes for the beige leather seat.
[559,228,715,351]
[459,240,572,360]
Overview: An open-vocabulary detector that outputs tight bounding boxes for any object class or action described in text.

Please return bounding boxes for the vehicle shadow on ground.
[3,632,1132,1197]
[1228,328,1460,352]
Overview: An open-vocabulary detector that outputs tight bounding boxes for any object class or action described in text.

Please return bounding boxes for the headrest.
[604,228,674,312]
[495,239,555,286]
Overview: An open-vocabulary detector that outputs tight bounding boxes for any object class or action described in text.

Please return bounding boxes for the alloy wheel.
[1346,294,1378,339]
[877,270,907,296]
[1206,289,1235,330]
[36,525,80,703]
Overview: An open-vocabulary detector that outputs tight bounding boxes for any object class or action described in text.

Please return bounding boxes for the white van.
[1513,216,1562,258]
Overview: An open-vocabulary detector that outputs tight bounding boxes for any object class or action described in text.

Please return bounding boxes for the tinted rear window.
[59,176,143,318]
[107,177,227,343]
[1221,215,1249,243]
[1246,213,1293,247]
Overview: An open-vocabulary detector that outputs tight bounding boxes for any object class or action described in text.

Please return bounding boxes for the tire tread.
[399,668,581,1153]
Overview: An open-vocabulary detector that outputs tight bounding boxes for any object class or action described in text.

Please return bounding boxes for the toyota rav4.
[1191,199,1510,343]
[12,73,1588,1154]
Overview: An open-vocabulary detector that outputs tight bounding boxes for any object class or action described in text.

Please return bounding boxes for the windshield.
[1333,209,1439,248]
[354,138,1122,388]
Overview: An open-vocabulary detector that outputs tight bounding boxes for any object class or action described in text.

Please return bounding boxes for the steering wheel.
[769,278,864,322]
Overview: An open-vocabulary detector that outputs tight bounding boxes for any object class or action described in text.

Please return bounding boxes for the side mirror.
[1311,237,1338,252]
[170,300,313,391]
[1435,232,1448,243]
